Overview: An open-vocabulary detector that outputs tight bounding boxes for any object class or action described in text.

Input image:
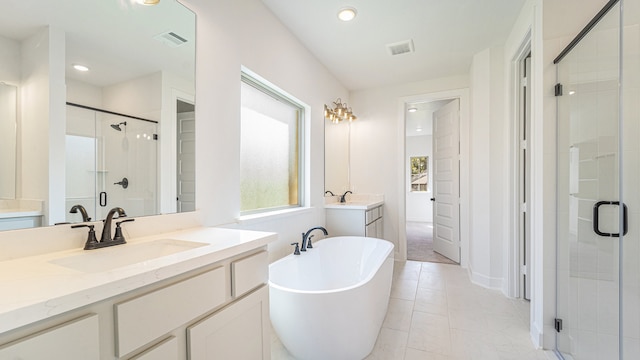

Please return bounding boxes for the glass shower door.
[556,1,622,358]
[66,105,158,222]
[97,113,158,219]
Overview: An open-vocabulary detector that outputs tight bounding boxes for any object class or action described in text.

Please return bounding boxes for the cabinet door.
[128,336,178,360]
[187,286,270,360]
[365,221,376,237]
[376,217,384,238]
[115,266,226,357]
[0,314,99,360]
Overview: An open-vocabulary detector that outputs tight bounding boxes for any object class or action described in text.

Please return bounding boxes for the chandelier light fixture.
[324,98,357,124]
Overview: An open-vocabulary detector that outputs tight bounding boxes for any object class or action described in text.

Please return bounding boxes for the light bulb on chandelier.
[324,98,357,124]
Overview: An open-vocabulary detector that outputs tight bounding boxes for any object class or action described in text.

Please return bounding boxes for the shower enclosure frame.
[65,102,160,222]
[553,0,638,358]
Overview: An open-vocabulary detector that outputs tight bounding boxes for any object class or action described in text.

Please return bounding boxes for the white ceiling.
[0,0,195,88]
[405,99,451,137]
[261,0,526,91]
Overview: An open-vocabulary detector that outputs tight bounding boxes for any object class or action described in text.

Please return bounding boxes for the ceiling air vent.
[386,39,414,56]
[154,31,188,47]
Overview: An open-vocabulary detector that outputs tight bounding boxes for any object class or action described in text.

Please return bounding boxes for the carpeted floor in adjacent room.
[406,221,458,264]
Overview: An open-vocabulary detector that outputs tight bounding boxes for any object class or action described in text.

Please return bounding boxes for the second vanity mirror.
[324,120,350,194]
[0,0,196,228]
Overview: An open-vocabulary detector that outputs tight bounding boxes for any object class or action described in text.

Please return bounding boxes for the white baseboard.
[468,265,504,291]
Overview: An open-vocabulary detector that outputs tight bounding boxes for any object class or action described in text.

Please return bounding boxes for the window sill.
[236,206,314,226]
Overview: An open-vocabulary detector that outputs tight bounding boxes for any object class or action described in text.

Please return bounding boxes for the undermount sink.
[49,239,208,273]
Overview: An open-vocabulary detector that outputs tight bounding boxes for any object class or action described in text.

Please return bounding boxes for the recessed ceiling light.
[569,90,576,95]
[416,127,422,132]
[408,107,417,113]
[73,64,89,72]
[337,7,357,22]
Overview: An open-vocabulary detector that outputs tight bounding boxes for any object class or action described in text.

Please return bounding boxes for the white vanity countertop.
[0,209,43,219]
[324,193,384,210]
[0,227,277,334]
[324,200,384,210]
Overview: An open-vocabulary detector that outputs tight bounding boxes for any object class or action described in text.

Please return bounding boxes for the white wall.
[0,84,17,200]
[181,0,347,262]
[468,46,507,290]
[19,26,66,226]
[405,134,432,222]
[0,35,20,83]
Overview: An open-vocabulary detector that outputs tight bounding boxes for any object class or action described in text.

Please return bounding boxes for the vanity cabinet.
[129,337,178,360]
[0,214,42,231]
[188,285,270,360]
[114,266,227,357]
[0,314,100,360]
[326,204,384,238]
[0,247,270,360]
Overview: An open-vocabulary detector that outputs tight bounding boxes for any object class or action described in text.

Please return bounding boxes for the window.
[410,156,428,192]
[240,72,304,214]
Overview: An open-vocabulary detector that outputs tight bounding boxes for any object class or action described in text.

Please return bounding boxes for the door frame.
[508,34,532,299]
[160,89,195,214]
[397,88,470,267]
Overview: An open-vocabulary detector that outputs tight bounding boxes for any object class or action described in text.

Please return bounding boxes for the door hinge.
[554,318,563,333]
[521,77,528,88]
[153,134,159,140]
[554,83,563,96]
[520,265,528,276]
[520,202,527,213]
[520,139,527,150]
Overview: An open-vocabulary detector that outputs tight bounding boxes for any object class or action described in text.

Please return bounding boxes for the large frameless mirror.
[0,0,196,229]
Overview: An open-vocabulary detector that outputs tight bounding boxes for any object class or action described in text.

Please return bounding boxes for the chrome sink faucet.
[301,226,328,252]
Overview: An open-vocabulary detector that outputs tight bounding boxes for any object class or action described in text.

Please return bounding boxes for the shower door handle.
[99,192,107,207]
[593,201,628,237]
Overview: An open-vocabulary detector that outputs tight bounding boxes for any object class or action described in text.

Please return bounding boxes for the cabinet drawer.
[128,336,178,360]
[232,251,268,297]
[366,206,381,224]
[0,314,99,360]
[187,285,270,360]
[115,266,226,357]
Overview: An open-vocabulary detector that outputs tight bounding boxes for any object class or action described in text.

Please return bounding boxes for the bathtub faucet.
[301,226,328,252]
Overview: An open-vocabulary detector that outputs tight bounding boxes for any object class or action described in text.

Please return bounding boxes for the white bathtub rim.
[268,236,394,295]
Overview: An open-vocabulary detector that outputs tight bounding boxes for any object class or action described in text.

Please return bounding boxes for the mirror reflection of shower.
[110,121,127,131]
[110,121,129,151]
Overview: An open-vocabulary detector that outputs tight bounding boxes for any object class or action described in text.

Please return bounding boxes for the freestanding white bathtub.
[269,236,394,360]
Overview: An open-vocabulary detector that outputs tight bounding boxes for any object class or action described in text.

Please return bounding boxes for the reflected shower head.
[110,121,127,131]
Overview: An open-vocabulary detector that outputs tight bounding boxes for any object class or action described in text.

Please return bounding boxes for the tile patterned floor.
[406,222,457,264]
[272,260,555,360]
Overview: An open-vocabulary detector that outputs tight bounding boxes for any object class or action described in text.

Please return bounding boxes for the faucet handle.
[290,242,301,255]
[72,224,99,250]
[307,235,314,249]
[113,219,135,243]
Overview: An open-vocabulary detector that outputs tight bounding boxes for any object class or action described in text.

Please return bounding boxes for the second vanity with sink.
[325,194,384,238]
[0,213,276,359]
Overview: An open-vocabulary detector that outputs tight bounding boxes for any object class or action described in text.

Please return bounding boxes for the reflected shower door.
[98,113,158,219]
[66,105,158,222]
[556,2,622,358]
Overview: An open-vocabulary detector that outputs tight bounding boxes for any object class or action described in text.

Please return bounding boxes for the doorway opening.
[176,99,195,213]
[405,98,460,264]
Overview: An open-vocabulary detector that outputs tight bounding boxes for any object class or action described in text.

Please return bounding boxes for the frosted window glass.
[240,77,302,213]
